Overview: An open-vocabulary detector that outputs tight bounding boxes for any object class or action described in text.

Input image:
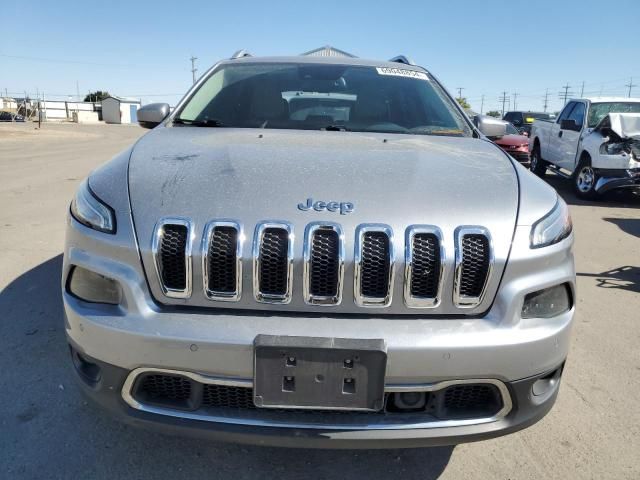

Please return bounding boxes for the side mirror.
[560,119,581,132]
[137,103,170,129]
[474,115,507,138]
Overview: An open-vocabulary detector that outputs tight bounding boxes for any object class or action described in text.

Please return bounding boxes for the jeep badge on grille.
[297,198,354,215]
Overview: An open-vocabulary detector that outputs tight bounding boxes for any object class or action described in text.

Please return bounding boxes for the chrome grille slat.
[303,223,344,305]
[152,218,192,299]
[404,226,444,308]
[253,222,294,304]
[453,227,493,308]
[354,224,394,307]
[202,220,242,302]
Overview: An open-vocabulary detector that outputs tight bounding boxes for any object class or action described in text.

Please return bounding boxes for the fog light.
[522,283,572,319]
[67,266,121,305]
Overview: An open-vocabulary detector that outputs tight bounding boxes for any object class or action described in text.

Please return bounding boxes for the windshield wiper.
[173,118,227,127]
[321,124,350,132]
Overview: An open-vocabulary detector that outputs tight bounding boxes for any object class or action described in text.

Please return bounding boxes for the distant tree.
[485,110,501,118]
[84,91,110,102]
[456,97,471,110]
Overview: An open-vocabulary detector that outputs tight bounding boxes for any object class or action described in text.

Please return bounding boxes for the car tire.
[573,157,599,200]
[530,146,547,177]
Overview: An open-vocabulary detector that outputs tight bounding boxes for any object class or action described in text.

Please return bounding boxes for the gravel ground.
[1,122,638,479]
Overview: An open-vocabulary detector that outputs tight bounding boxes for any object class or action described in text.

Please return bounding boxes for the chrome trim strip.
[121,367,512,431]
[303,222,345,306]
[252,221,294,304]
[202,220,243,302]
[151,217,193,299]
[354,224,395,307]
[453,226,494,308]
[403,225,445,308]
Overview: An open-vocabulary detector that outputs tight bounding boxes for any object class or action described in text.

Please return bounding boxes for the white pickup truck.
[529,97,640,199]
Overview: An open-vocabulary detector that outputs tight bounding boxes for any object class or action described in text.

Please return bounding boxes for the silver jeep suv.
[63,53,575,448]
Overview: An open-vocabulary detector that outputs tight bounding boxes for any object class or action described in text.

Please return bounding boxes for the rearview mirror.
[560,119,581,132]
[474,115,508,138]
[137,103,170,129]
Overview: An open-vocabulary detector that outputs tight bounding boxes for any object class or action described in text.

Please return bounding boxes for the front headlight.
[530,198,572,248]
[70,179,115,233]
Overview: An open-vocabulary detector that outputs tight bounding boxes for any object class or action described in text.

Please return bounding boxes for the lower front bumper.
[595,169,640,194]
[69,346,565,449]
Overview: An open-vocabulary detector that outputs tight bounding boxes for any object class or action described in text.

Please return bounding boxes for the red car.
[493,123,530,164]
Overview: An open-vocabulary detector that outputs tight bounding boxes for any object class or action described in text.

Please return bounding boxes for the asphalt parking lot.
[1,122,638,479]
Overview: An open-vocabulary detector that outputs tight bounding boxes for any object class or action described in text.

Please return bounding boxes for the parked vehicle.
[63,53,575,448]
[503,111,553,135]
[529,97,640,199]
[492,122,530,165]
[0,111,25,122]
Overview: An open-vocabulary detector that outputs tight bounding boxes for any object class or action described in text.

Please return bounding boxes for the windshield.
[175,62,471,136]
[588,102,640,128]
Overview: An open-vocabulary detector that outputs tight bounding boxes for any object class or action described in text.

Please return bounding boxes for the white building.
[301,45,356,58]
[101,96,141,124]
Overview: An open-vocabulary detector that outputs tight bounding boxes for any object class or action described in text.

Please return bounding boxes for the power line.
[543,88,550,112]
[190,56,198,85]
[558,84,574,105]
[498,91,510,116]
[625,77,637,97]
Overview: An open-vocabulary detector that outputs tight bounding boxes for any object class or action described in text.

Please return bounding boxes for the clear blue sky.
[2,0,639,113]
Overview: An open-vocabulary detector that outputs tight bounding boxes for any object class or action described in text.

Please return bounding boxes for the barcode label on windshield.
[376,67,429,81]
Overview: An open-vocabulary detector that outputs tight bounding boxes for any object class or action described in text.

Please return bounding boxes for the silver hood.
[128,126,519,315]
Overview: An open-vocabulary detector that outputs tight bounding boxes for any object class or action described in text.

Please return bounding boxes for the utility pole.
[190,56,198,85]
[559,84,573,105]
[580,81,585,97]
[499,91,510,117]
[625,77,637,97]
[512,91,518,110]
[456,87,464,99]
[480,94,485,114]
[543,88,550,112]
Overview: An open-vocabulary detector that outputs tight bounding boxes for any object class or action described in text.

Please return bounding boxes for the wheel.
[573,157,599,199]
[530,146,547,177]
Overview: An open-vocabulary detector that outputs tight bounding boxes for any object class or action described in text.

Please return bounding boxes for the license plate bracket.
[253,335,387,411]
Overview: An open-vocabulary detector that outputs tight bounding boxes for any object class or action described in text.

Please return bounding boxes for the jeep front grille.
[404,226,443,308]
[253,222,293,304]
[354,225,394,307]
[454,227,493,308]
[151,220,495,310]
[303,223,344,305]
[203,221,241,301]
[152,218,192,298]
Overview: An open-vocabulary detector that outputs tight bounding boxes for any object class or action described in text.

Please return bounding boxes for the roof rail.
[388,55,415,66]
[231,49,252,59]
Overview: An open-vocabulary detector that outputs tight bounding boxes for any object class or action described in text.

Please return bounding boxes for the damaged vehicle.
[529,97,640,199]
[63,53,575,448]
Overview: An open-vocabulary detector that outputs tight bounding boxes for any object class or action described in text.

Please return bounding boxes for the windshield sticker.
[376,67,429,81]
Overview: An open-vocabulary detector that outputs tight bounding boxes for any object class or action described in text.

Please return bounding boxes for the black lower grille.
[258,228,289,296]
[309,229,340,297]
[202,384,256,409]
[441,384,502,418]
[139,374,192,401]
[131,373,505,420]
[410,233,440,298]
[459,234,490,298]
[360,231,391,298]
[206,226,238,294]
[159,224,188,290]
